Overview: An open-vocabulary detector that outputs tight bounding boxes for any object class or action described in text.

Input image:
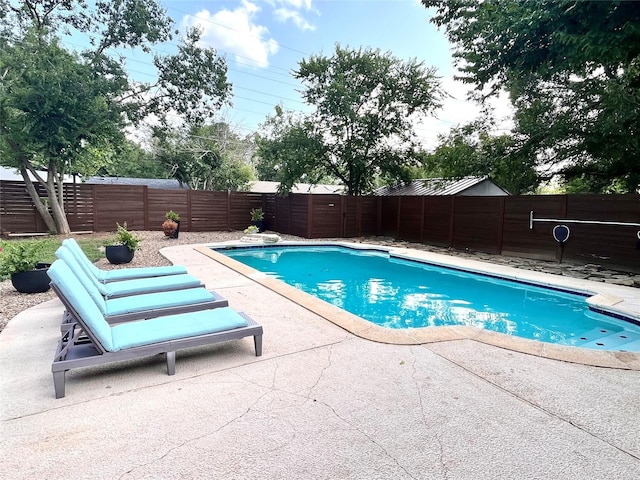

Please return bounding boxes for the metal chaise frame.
[51,300,263,399]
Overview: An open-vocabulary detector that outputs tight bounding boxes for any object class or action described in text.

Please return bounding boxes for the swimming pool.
[214,244,640,352]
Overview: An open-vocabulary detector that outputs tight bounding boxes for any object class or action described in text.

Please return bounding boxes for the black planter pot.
[171,220,180,239]
[251,220,264,233]
[105,245,135,264]
[11,266,51,293]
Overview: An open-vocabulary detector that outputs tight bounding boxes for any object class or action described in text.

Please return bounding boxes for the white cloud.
[273,7,315,31]
[267,0,318,30]
[266,0,315,11]
[182,1,279,69]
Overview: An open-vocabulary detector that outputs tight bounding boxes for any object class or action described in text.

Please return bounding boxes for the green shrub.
[165,210,181,222]
[113,223,141,251]
[0,240,45,277]
[250,208,264,221]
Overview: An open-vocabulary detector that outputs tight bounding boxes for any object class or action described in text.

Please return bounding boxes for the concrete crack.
[408,346,451,480]
[118,389,273,479]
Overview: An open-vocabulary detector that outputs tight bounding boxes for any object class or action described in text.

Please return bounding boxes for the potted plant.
[250,208,265,233]
[162,219,178,237]
[105,222,141,264]
[164,210,181,238]
[0,240,51,293]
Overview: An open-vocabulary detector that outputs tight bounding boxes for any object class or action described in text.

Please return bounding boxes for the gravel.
[2,229,638,333]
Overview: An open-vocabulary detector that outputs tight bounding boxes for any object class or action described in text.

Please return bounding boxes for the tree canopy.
[153,123,255,191]
[256,45,444,195]
[0,0,231,233]
[254,105,332,193]
[423,114,538,195]
[423,0,640,192]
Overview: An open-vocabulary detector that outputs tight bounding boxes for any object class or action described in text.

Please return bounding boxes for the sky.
[79,0,513,148]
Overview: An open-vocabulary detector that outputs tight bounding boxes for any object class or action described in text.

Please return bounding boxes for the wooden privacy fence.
[1,180,639,271]
[0,181,267,234]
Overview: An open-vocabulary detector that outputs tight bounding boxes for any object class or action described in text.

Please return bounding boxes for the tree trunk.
[19,166,58,233]
[47,163,71,234]
[19,162,70,234]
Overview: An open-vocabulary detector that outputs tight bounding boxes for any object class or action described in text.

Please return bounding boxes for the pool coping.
[195,241,640,370]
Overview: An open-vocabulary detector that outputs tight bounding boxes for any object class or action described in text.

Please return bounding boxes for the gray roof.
[248,181,345,195]
[83,177,188,190]
[374,176,508,196]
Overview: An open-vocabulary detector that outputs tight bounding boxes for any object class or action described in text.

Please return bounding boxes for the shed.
[83,176,188,190]
[247,181,345,195]
[374,176,509,196]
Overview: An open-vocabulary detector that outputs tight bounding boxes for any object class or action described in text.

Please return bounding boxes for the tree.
[0,0,231,233]
[422,0,640,193]
[78,139,168,179]
[265,45,443,195]
[423,115,538,195]
[153,123,255,191]
[1,33,125,233]
[254,105,333,192]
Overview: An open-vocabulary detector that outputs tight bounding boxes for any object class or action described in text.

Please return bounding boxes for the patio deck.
[1,243,639,479]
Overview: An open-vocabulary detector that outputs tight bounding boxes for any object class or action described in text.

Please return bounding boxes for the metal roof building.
[373,176,509,196]
[247,181,345,195]
[83,176,188,190]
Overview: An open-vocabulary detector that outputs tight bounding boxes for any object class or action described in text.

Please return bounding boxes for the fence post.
[287,195,292,234]
[497,196,505,254]
[186,190,192,232]
[143,186,149,231]
[340,196,346,238]
[226,191,231,231]
[307,194,313,238]
[376,196,382,236]
[356,197,362,238]
[448,197,456,248]
[420,197,426,243]
[396,196,401,238]
[92,185,98,232]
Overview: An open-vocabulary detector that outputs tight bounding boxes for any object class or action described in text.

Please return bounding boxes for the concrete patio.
[1,243,639,479]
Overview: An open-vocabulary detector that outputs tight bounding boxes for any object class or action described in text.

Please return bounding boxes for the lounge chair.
[49,260,263,398]
[51,255,228,328]
[62,238,187,283]
[49,258,227,324]
[50,268,228,325]
[56,246,203,298]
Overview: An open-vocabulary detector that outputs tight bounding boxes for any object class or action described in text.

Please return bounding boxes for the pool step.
[616,339,640,351]
[573,328,640,351]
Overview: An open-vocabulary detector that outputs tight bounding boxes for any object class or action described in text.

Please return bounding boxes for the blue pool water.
[216,245,640,351]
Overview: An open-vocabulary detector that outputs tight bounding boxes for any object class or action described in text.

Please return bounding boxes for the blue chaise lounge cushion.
[111,307,249,351]
[48,261,114,351]
[55,246,201,297]
[62,238,186,282]
[103,288,219,316]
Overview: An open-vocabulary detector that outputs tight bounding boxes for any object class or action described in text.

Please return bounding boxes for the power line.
[60,38,308,115]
